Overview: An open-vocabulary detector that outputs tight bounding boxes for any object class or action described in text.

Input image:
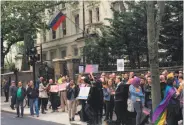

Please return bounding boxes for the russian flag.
[49,11,66,31]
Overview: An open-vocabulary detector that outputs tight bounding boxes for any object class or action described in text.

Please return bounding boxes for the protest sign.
[58,83,67,91]
[77,87,91,100]
[85,64,98,73]
[117,59,124,71]
[50,85,59,92]
[79,65,84,73]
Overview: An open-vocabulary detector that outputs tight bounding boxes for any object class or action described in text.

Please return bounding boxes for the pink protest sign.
[58,83,67,91]
[85,64,99,73]
[50,85,59,92]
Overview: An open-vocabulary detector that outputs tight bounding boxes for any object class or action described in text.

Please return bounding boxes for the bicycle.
[9,96,28,109]
[23,96,28,108]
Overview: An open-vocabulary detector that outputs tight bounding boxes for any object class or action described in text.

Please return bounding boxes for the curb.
[1,109,30,116]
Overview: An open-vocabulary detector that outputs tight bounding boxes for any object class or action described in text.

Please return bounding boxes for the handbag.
[127,98,134,112]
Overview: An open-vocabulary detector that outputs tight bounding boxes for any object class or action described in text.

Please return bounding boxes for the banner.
[58,83,67,91]
[117,59,124,71]
[50,85,59,92]
[85,64,98,73]
[77,87,91,100]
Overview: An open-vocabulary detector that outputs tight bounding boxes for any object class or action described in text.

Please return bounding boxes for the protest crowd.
[3,70,184,125]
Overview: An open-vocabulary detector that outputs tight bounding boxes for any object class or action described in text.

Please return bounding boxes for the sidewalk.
[1,96,86,125]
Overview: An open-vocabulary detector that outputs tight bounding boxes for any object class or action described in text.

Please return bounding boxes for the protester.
[10,81,17,110]
[66,80,79,121]
[174,71,180,88]
[26,81,30,108]
[152,74,180,125]
[39,78,48,114]
[114,76,127,125]
[160,75,167,100]
[48,79,58,112]
[27,80,39,117]
[58,74,63,84]
[38,77,44,110]
[145,76,152,122]
[60,77,68,112]
[129,72,135,79]
[3,79,9,102]
[140,77,146,94]
[15,81,26,118]
[123,73,129,84]
[79,76,90,122]
[87,77,103,125]
[129,77,144,125]
[103,79,115,122]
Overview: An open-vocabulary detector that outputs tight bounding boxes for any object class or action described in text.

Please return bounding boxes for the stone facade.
[36,1,114,79]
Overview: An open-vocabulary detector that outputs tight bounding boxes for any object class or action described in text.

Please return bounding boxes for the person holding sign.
[79,76,90,122]
[60,77,68,112]
[48,79,58,112]
[66,80,79,121]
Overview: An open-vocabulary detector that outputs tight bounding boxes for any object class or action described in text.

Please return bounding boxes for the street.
[1,112,83,125]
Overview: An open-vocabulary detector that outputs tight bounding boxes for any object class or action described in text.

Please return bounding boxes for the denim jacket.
[103,88,111,101]
[129,84,145,104]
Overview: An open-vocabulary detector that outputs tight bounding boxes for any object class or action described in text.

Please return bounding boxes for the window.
[62,3,65,8]
[96,8,100,22]
[89,10,92,23]
[74,48,78,56]
[50,51,56,60]
[61,50,66,58]
[52,30,56,39]
[75,14,79,33]
[62,20,66,36]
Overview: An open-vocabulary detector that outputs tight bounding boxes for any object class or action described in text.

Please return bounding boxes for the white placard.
[77,87,91,100]
[79,65,84,73]
[117,59,124,71]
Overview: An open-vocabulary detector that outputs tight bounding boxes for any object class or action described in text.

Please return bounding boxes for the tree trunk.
[147,1,165,111]
[1,36,5,73]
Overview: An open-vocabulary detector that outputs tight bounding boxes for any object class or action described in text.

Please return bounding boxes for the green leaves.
[84,1,182,69]
[1,1,66,68]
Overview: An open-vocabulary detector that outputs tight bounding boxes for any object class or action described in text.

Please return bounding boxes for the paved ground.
[1,97,86,125]
[1,112,85,125]
[2,97,182,125]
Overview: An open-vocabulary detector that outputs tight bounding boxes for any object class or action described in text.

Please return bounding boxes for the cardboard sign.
[85,64,98,73]
[50,85,59,92]
[117,59,124,71]
[77,87,91,100]
[58,83,67,91]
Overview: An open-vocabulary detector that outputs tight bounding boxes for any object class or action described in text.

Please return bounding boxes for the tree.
[84,1,182,70]
[1,1,66,71]
[147,1,165,110]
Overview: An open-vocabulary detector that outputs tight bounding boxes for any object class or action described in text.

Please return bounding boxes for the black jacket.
[10,86,17,97]
[87,85,101,110]
[115,82,129,102]
[145,84,152,103]
[66,85,79,100]
[4,83,9,92]
[27,87,39,99]
[15,87,26,101]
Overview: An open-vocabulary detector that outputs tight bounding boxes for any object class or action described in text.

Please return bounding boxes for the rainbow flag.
[49,11,66,31]
[152,85,176,125]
